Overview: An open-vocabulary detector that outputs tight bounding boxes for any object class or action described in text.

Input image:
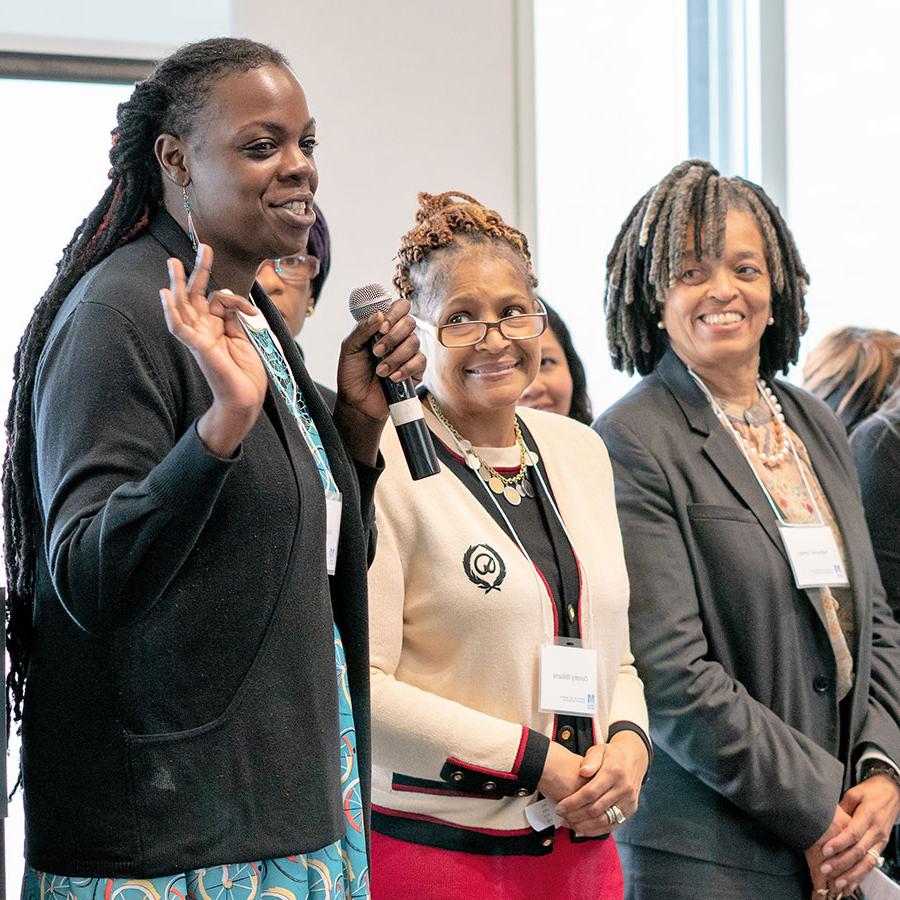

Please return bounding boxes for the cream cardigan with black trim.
[368,405,648,854]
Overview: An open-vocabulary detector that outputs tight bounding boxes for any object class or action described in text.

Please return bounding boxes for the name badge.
[778,523,850,589]
[325,491,343,576]
[539,641,598,718]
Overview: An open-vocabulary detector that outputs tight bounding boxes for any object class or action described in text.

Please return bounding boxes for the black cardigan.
[851,409,900,620]
[24,211,379,876]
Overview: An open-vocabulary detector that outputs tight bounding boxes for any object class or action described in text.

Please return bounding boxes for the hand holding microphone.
[334,284,437,478]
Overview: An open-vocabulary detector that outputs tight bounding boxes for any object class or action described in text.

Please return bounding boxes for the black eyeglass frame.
[414,300,548,348]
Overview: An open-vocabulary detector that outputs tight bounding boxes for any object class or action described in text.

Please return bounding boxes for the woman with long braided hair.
[5,36,423,897]
[366,191,649,898]
[594,159,900,898]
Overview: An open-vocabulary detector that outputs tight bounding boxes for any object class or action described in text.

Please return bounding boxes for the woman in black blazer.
[594,159,900,899]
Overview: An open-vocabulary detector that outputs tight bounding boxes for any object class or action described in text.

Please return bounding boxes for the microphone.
[348,284,440,480]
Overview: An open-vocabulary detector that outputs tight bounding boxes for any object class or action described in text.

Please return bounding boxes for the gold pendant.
[488,476,505,494]
[503,485,522,505]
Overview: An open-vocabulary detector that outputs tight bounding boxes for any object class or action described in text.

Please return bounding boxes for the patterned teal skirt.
[23,624,369,900]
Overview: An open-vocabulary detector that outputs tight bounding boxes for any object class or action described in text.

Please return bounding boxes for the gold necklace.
[427,395,539,506]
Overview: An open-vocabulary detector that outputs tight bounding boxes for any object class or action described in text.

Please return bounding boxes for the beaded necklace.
[716,380,790,467]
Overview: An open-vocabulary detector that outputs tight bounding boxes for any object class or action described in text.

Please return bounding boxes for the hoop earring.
[182,185,198,251]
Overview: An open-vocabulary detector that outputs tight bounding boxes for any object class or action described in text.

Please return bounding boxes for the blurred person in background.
[519,300,593,425]
[256,202,336,407]
[803,327,900,434]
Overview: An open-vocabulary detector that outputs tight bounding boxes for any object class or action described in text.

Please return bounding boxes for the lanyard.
[431,410,594,649]
[238,306,340,498]
[688,370,826,527]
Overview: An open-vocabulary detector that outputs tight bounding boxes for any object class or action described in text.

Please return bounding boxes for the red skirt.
[371,828,623,900]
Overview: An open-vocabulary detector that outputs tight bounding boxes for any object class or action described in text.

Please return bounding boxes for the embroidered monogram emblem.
[463,543,507,593]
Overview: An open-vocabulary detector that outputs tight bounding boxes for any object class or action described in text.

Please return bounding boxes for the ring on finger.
[604,804,626,826]
[867,847,885,867]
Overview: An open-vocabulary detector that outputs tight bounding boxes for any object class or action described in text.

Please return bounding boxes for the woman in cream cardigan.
[367,191,650,900]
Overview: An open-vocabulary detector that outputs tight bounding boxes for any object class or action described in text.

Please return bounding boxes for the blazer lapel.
[656,350,790,566]
[770,383,865,653]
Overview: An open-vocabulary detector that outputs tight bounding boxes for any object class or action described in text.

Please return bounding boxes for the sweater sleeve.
[34,299,239,634]
[368,504,548,797]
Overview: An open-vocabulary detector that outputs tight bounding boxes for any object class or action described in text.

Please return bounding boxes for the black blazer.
[851,409,900,619]
[25,211,378,876]
[594,350,900,876]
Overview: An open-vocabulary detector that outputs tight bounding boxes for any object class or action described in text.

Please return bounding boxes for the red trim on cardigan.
[511,727,529,774]
[444,757,518,781]
[391,782,490,800]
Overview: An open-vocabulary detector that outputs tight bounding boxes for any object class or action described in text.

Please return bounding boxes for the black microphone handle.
[377,371,440,481]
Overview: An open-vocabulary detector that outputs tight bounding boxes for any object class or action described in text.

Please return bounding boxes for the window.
[1,66,139,898]
[785,0,900,363]
[533,1,689,413]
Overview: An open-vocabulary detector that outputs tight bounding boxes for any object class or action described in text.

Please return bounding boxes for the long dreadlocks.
[2,37,289,731]
[604,159,810,377]
[394,191,538,314]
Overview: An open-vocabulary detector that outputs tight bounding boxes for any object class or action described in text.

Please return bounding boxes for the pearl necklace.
[427,395,539,506]
[737,380,790,467]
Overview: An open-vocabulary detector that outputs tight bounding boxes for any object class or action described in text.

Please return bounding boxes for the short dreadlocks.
[604,159,810,376]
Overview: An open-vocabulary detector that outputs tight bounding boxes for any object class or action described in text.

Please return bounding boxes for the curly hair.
[604,159,810,376]
[2,37,289,733]
[393,191,537,314]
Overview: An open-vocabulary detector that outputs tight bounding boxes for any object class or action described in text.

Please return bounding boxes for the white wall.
[0,1,229,57]
[231,0,526,390]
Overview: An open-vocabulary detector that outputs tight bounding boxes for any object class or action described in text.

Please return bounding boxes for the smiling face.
[423,248,541,436]
[661,208,772,379]
[519,327,574,416]
[176,64,318,285]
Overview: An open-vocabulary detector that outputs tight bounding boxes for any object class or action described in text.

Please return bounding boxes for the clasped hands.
[538,731,649,837]
[806,775,900,898]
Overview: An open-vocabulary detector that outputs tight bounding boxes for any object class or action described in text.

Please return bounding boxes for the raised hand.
[160,244,267,457]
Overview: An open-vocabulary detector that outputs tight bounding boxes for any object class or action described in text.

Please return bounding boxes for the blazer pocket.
[687,503,757,524]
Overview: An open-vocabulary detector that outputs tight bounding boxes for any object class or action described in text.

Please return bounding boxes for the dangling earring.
[182,185,198,251]
[767,316,775,326]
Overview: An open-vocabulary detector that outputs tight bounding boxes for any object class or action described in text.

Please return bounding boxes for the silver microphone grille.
[348,283,393,322]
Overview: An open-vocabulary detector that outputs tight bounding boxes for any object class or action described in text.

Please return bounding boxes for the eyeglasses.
[414,303,547,348]
[261,253,320,284]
